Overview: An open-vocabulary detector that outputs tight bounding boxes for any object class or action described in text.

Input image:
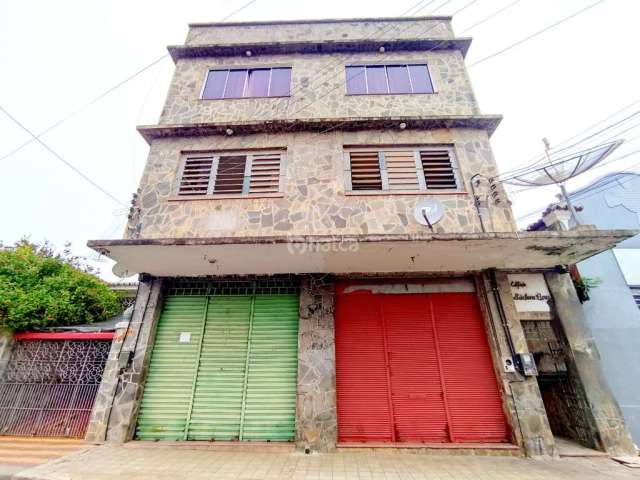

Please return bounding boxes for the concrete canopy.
[88,230,635,278]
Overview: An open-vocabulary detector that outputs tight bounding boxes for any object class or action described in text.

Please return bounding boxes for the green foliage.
[0,239,122,332]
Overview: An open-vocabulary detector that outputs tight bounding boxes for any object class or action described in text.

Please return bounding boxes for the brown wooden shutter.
[213,155,247,194]
[383,150,421,190]
[248,153,282,194]
[420,150,458,190]
[178,155,215,196]
[349,151,383,190]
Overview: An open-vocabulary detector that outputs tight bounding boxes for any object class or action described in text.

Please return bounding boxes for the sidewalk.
[13,443,640,480]
[0,438,84,480]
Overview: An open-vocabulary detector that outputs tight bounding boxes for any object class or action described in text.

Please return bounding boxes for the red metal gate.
[0,333,112,438]
[335,287,509,444]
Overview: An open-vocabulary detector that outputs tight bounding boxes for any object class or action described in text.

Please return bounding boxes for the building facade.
[88,17,635,456]
[541,172,640,444]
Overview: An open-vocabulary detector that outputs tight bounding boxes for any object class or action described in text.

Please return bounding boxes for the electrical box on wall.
[503,356,516,373]
[515,353,538,376]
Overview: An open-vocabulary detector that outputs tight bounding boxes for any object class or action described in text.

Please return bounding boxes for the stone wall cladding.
[545,272,637,456]
[159,50,478,125]
[86,278,165,443]
[487,272,557,457]
[296,275,337,451]
[186,18,455,45]
[128,128,515,239]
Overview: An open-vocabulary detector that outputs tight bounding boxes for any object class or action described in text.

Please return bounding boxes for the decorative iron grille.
[0,340,110,438]
[167,275,300,296]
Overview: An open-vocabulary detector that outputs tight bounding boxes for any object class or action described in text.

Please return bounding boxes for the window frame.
[171,149,287,200]
[345,63,437,96]
[343,145,463,195]
[200,66,293,100]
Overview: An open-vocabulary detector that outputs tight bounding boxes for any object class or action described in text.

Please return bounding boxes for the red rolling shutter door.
[335,289,509,444]
[432,293,509,442]
[335,291,393,442]
[383,295,449,442]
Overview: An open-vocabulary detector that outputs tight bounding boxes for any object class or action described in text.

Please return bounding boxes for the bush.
[0,240,122,332]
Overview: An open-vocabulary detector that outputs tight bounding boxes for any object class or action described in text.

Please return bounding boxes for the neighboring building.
[88,17,636,456]
[534,172,640,444]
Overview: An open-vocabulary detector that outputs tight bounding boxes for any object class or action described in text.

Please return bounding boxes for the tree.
[0,239,122,332]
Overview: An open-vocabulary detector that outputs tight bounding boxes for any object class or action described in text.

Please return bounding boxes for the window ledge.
[199,95,291,101]
[345,190,466,196]
[168,193,284,201]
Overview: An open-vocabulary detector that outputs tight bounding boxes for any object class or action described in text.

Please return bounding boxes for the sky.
[0,0,638,281]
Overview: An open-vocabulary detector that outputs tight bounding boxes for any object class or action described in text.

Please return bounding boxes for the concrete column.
[477,271,556,457]
[85,277,164,443]
[545,272,636,455]
[295,274,337,452]
[0,335,14,380]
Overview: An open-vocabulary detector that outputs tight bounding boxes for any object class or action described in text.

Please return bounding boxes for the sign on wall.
[508,273,551,312]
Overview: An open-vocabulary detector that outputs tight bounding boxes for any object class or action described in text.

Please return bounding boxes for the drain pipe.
[488,269,517,358]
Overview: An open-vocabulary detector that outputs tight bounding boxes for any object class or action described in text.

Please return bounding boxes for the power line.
[0,0,260,165]
[0,55,169,163]
[0,105,127,207]
[496,109,640,183]
[497,99,640,179]
[468,0,607,67]
[458,0,523,34]
[514,154,640,222]
[283,0,451,102]
[297,0,483,134]
[508,145,640,197]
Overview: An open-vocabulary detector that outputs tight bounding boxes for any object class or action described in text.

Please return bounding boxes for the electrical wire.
[514,157,640,222]
[496,109,640,183]
[0,105,127,207]
[288,0,482,133]
[283,0,453,102]
[0,0,260,165]
[496,99,640,180]
[468,0,607,67]
[458,0,523,34]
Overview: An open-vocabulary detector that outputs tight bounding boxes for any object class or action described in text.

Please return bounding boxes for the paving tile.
[11,445,640,480]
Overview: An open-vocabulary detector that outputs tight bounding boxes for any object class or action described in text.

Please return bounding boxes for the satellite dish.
[503,139,623,226]
[112,262,134,279]
[503,140,623,187]
[414,199,444,227]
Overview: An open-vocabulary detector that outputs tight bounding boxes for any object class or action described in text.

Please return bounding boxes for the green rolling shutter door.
[136,294,298,442]
[242,295,299,441]
[189,296,251,440]
[136,296,207,440]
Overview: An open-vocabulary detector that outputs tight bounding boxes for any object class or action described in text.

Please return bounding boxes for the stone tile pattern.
[86,278,165,443]
[128,129,515,239]
[159,50,479,125]
[0,335,14,380]
[186,18,454,45]
[16,444,640,480]
[545,272,636,456]
[296,275,337,452]
[478,272,557,458]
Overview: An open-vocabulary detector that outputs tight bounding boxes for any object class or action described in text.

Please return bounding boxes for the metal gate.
[0,336,111,438]
[136,287,299,442]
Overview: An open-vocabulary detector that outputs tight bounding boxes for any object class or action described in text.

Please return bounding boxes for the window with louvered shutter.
[214,155,247,194]
[346,147,459,193]
[177,151,284,197]
[178,155,215,196]
[349,151,383,191]
[420,149,458,190]
[384,150,421,191]
[249,153,282,194]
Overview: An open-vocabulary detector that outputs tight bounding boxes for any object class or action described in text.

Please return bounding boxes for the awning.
[88,230,636,278]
